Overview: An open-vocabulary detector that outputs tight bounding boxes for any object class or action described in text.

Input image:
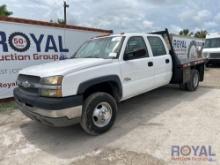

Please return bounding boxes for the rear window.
[147,36,167,56]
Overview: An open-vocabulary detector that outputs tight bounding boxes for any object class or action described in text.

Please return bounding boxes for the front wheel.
[186,69,200,91]
[80,92,117,135]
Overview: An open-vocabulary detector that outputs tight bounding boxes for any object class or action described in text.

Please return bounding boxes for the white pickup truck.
[14,29,206,135]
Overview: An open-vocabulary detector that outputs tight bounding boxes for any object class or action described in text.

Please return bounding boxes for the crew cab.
[203,33,220,65]
[14,29,206,135]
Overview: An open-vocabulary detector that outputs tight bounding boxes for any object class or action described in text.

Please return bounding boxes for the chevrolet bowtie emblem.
[22,81,31,88]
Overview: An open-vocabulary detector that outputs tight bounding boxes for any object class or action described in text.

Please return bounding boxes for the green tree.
[57,18,65,24]
[49,18,65,24]
[179,29,193,37]
[0,5,13,16]
[194,30,207,39]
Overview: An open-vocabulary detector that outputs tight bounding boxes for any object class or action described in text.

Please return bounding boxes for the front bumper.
[14,88,83,127]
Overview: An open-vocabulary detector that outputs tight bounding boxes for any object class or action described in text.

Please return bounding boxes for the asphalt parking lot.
[0,67,220,165]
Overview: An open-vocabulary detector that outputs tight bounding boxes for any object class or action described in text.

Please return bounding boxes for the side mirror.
[124,49,146,60]
[108,52,117,58]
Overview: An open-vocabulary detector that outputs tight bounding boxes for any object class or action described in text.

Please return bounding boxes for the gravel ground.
[201,66,220,89]
[0,67,220,165]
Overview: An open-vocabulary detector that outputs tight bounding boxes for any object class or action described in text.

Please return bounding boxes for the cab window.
[147,36,167,56]
[124,36,149,60]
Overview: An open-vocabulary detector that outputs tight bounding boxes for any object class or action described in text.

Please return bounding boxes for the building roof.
[0,16,113,34]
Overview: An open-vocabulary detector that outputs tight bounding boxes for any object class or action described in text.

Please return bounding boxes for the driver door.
[120,36,155,99]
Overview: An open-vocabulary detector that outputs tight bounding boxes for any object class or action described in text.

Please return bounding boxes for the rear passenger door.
[147,36,172,87]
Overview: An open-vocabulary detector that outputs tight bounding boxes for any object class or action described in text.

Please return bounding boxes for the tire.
[80,92,117,135]
[186,69,200,91]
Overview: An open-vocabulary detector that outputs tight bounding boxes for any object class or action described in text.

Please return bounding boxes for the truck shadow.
[20,85,211,159]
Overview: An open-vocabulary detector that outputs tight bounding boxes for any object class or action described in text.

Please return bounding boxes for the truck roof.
[206,33,220,39]
[95,32,204,40]
[93,32,161,39]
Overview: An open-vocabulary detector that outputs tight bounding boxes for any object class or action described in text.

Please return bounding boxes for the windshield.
[204,38,220,48]
[73,36,124,59]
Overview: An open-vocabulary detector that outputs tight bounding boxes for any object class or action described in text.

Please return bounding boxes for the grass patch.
[0,101,16,112]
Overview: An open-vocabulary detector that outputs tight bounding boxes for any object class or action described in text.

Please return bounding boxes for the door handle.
[148,61,153,67]
[165,59,170,63]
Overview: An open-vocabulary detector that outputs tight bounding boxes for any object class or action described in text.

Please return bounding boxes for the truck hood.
[19,58,113,77]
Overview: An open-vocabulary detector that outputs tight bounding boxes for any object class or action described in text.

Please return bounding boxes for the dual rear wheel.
[180,69,200,91]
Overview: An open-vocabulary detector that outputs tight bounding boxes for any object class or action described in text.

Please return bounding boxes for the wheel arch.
[77,75,122,102]
[191,64,204,81]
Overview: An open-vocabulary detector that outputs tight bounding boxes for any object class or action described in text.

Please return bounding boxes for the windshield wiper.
[83,55,103,58]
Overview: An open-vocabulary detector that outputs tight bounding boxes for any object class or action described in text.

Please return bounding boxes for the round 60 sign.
[8,32,31,52]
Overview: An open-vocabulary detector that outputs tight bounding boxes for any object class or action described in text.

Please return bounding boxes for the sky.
[1,0,220,34]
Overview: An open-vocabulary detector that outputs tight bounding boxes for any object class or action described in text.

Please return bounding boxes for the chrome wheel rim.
[92,102,112,127]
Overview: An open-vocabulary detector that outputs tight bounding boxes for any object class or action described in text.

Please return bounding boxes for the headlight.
[203,53,209,58]
[41,76,63,85]
[40,76,63,97]
[40,88,62,97]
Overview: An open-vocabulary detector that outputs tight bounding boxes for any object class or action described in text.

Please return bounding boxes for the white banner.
[0,21,108,99]
[172,35,205,61]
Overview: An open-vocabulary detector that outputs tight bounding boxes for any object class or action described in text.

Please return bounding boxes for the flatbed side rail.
[178,58,208,68]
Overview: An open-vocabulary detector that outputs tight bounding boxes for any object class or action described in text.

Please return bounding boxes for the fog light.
[40,88,62,97]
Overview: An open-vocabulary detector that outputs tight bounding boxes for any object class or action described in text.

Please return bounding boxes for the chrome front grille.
[210,53,220,59]
[17,74,40,94]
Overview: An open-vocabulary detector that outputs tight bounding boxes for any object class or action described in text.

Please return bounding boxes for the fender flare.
[77,75,122,98]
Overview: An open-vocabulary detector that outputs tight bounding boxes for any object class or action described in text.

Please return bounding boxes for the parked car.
[14,29,207,135]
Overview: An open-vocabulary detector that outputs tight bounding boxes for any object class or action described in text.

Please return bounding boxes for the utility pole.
[63,1,69,25]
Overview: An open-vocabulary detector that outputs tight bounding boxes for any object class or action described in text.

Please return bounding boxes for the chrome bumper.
[16,99,82,127]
